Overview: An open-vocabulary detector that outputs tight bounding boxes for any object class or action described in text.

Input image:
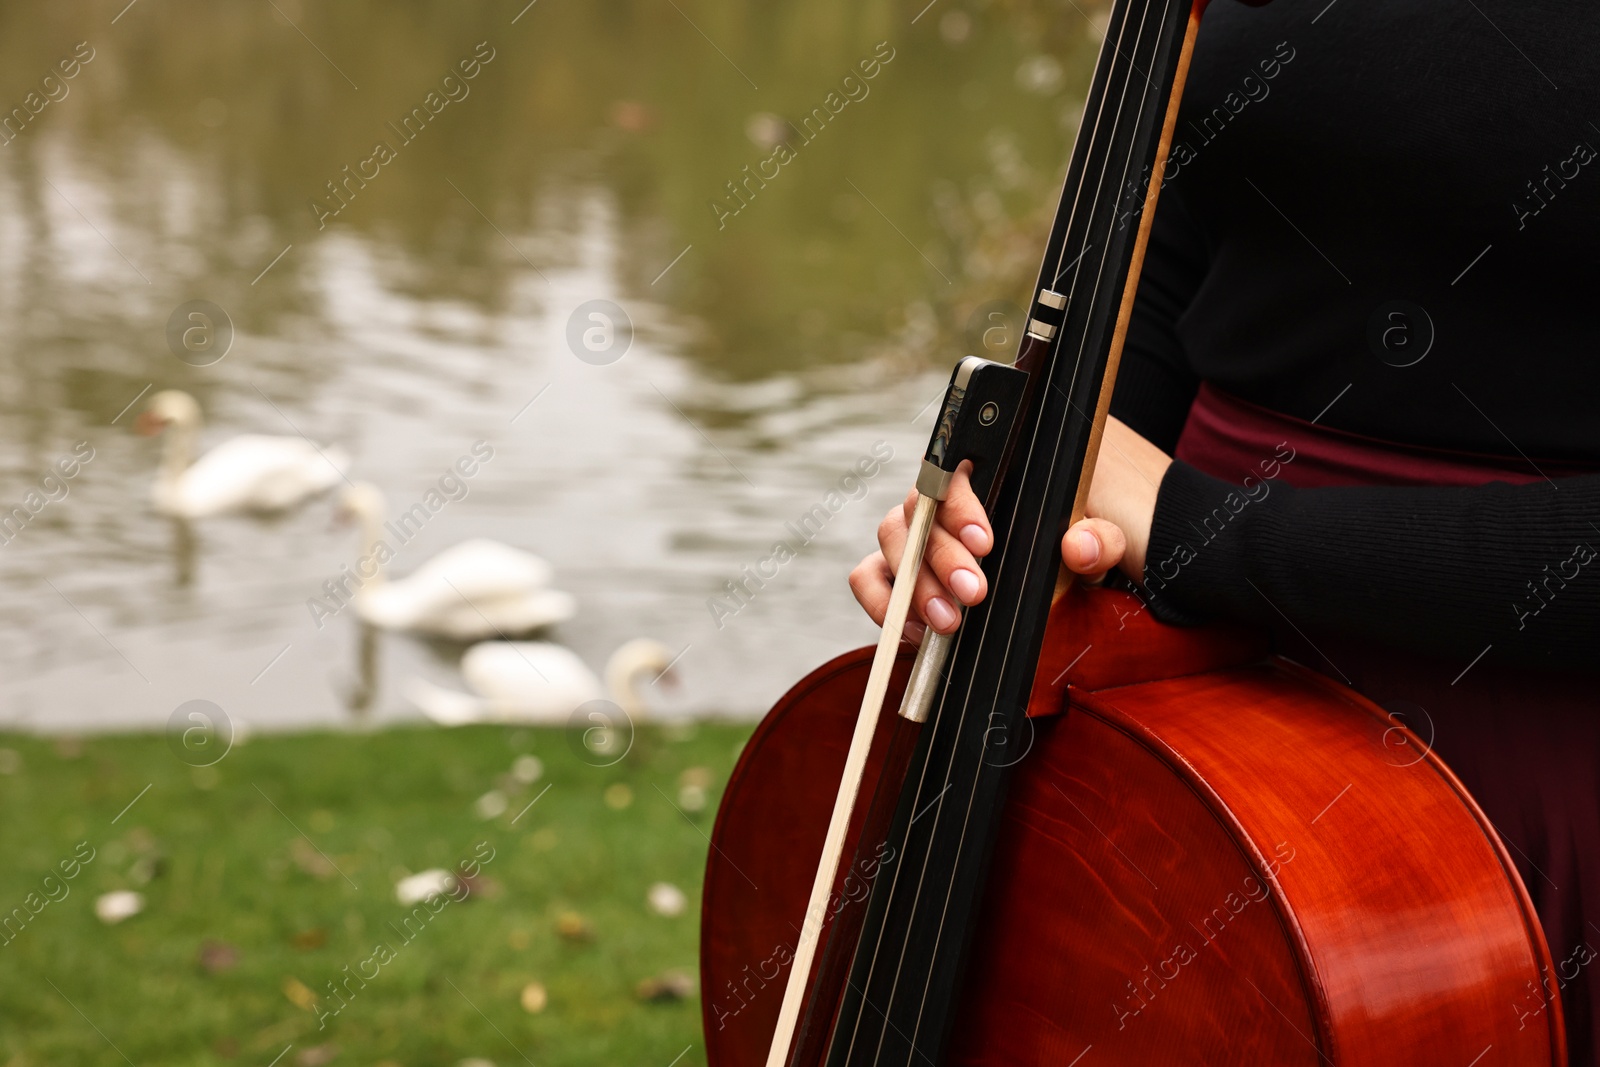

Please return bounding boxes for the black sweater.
[1111,0,1600,669]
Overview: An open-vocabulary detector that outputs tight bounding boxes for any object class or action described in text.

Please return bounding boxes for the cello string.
[834,1,1150,1060]
[895,0,1177,1043]
[849,0,1173,1059]
[1048,38,1164,289]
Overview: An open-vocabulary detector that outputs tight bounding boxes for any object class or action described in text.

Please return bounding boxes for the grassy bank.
[0,721,753,1067]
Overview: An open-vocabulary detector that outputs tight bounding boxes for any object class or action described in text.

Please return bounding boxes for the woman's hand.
[848,416,1172,638]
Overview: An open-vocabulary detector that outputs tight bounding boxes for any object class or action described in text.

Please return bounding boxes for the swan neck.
[606,653,655,721]
[359,510,387,585]
[610,671,645,720]
[160,419,198,489]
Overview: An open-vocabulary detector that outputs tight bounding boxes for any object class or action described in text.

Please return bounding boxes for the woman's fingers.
[855,460,1002,638]
[884,514,969,635]
[865,503,934,639]
[849,550,929,643]
[877,502,910,574]
[867,496,989,636]
[849,550,893,626]
[1061,517,1128,581]
[912,463,992,631]
[923,522,986,607]
[911,561,961,633]
[935,462,992,557]
[898,485,920,527]
[861,417,1174,634]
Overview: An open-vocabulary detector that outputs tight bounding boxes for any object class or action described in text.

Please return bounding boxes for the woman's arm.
[847,183,1212,635]
[851,406,1600,673]
[1144,462,1600,667]
[852,181,1600,670]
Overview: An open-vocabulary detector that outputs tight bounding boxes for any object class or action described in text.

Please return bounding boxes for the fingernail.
[959,524,989,554]
[903,619,927,644]
[925,597,958,631]
[1068,529,1100,568]
[948,568,981,605]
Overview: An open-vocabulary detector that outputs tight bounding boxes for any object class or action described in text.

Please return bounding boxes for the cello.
[700,0,1566,1062]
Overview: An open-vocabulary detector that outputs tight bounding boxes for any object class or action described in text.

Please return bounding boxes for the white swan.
[338,482,575,640]
[406,638,676,726]
[136,390,349,517]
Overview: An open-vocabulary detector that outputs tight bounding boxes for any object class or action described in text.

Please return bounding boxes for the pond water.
[0,0,1103,733]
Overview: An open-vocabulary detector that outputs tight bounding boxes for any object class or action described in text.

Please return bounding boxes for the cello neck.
[1068,3,1203,529]
[818,2,1204,1063]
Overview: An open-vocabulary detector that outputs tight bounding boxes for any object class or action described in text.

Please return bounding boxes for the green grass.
[0,721,754,1067]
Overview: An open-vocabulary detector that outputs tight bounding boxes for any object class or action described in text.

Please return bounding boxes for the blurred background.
[0,0,1104,1062]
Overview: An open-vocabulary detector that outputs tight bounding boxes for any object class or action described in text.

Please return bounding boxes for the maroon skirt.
[1176,384,1600,1064]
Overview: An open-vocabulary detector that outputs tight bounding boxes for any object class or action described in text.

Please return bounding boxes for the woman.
[850,0,1600,1059]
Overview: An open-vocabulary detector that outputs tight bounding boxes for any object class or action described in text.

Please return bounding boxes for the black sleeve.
[1112,176,1599,669]
[1141,461,1600,668]
[1109,184,1208,453]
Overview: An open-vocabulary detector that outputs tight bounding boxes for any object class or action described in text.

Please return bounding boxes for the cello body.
[702,585,1566,1064]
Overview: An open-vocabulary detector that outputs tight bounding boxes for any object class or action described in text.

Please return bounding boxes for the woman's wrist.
[1061,416,1173,582]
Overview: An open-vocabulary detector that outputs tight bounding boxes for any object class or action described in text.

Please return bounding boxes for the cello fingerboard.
[823,1,1199,1063]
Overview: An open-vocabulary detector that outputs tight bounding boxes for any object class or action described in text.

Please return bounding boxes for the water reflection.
[168,516,196,587]
[344,623,380,717]
[0,0,1103,731]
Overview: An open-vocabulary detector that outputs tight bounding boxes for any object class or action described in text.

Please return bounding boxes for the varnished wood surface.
[703,587,1564,1065]
[947,699,1316,1064]
[700,648,913,1061]
[1026,580,1267,712]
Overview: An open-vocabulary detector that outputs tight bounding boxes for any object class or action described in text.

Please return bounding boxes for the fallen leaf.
[281,976,318,1012]
[291,927,328,951]
[457,874,501,901]
[291,838,337,881]
[511,755,543,784]
[555,911,592,942]
[296,1044,339,1067]
[647,882,687,917]
[94,890,144,925]
[198,939,239,974]
[636,968,694,1002]
[129,854,166,885]
[475,790,508,820]
[395,869,455,906]
[520,981,548,1013]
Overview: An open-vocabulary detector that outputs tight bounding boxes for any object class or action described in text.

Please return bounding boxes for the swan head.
[335,482,390,584]
[605,638,678,719]
[134,390,202,437]
[335,482,387,527]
